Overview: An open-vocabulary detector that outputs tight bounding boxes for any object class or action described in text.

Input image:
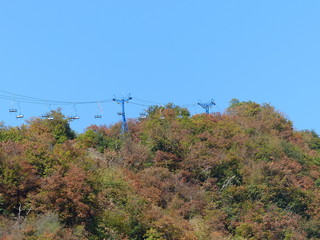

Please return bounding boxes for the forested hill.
[1,99,320,240]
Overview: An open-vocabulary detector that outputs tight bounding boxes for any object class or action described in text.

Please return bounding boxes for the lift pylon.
[113,95,132,133]
[198,99,216,114]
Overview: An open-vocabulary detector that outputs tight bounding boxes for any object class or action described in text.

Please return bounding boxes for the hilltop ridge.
[1,100,320,239]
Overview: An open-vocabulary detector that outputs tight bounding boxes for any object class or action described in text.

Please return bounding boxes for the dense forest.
[1,99,320,239]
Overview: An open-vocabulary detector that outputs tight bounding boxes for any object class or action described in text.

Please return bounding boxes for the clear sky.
[0,1,320,133]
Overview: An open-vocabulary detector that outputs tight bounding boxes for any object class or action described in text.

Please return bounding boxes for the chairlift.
[70,116,80,120]
[42,114,54,120]
[9,109,17,113]
[68,105,80,120]
[117,112,123,116]
[94,102,103,119]
[139,113,147,119]
[15,102,23,119]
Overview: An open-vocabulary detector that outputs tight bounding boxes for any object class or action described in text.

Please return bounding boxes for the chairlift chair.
[9,109,17,113]
[94,115,102,119]
[139,113,147,119]
[42,114,54,120]
[69,116,80,120]
[16,114,24,119]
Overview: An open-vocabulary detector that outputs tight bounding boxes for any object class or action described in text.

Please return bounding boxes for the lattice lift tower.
[198,99,216,114]
[113,96,132,134]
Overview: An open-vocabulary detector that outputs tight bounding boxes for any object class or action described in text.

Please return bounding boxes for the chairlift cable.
[132,97,164,105]
[129,102,150,107]
[0,90,113,105]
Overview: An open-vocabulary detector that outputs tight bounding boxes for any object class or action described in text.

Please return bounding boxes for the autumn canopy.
[1,100,320,239]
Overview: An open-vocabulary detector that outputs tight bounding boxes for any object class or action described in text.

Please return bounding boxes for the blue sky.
[0,1,320,133]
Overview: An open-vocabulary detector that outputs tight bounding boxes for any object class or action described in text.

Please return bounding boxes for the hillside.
[1,100,320,239]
